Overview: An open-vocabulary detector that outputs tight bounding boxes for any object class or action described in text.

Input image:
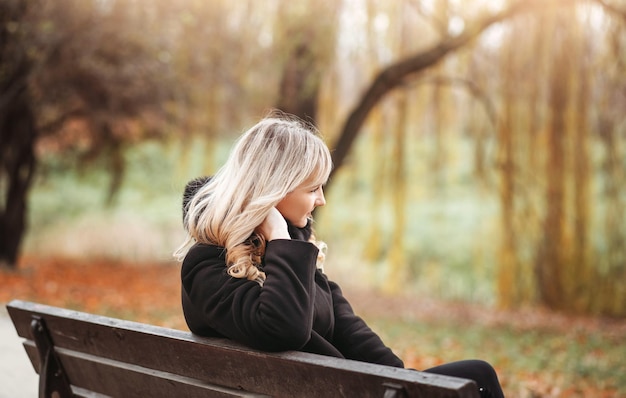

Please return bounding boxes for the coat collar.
[286,218,313,242]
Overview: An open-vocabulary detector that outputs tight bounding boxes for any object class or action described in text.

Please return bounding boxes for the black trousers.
[424,360,505,398]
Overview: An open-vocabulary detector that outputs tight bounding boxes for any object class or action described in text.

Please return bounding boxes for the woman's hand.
[255,207,290,241]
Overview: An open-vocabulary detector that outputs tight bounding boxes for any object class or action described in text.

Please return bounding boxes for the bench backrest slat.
[7,300,479,398]
[20,342,269,397]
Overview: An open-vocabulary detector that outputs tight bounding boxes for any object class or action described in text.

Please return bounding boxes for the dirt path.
[0,307,38,398]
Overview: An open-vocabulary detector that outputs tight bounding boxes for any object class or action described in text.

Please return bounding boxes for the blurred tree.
[384,0,412,293]
[495,19,519,308]
[0,0,176,267]
[274,0,339,122]
[329,0,553,181]
[593,10,626,314]
[569,9,592,312]
[488,1,626,315]
[427,0,451,190]
[162,0,234,176]
[0,1,36,268]
[535,9,569,310]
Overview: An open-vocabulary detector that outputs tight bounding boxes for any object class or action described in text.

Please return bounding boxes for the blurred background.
[1,0,625,396]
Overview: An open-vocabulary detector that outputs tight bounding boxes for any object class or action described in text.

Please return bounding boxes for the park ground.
[1,255,625,398]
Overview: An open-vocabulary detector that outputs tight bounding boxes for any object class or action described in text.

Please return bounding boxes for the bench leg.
[31,316,74,398]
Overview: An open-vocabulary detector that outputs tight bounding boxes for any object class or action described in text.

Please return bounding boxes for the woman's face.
[276,179,326,228]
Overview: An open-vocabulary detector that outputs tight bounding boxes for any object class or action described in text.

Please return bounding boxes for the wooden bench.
[6,299,479,397]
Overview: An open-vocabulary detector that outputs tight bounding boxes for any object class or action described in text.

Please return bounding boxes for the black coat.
[180,222,404,368]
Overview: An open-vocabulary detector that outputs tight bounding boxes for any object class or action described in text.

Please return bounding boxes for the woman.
[175,112,504,397]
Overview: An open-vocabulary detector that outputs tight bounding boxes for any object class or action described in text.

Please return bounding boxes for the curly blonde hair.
[174,112,332,283]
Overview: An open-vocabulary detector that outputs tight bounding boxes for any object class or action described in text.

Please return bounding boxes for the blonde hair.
[174,112,332,283]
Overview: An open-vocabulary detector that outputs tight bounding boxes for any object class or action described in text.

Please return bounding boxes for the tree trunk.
[0,90,37,268]
[276,42,320,122]
[0,1,36,268]
[384,93,408,294]
[535,17,568,309]
[570,20,592,312]
[495,26,521,308]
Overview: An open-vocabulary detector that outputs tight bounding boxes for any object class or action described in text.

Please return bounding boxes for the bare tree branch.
[328,0,587,181]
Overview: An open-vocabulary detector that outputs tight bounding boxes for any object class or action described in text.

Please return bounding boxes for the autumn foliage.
[1,256,185,329]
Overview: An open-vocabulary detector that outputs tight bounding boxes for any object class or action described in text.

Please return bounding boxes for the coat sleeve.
[328,279,405,368]
[181,239,319,352]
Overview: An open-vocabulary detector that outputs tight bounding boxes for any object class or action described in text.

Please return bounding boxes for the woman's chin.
[294,218,308,228]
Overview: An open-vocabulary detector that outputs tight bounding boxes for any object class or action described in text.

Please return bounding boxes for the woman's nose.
[316,188,326,207]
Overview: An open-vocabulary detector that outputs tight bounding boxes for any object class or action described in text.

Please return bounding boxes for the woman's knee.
[423,359,503,398]
[424,359,494,377]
